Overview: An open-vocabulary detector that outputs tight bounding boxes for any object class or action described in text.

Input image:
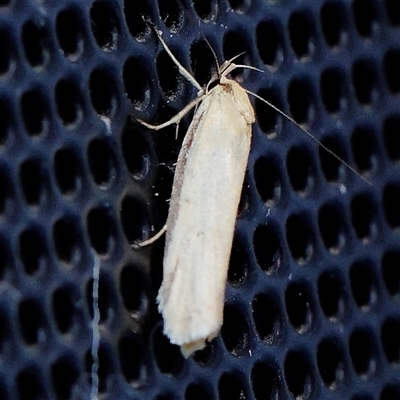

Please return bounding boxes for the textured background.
[0,0,399,399]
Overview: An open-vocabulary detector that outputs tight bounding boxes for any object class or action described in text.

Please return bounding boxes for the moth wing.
[157,84,253,354]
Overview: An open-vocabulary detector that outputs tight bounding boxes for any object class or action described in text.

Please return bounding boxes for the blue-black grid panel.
[0,0,399,399]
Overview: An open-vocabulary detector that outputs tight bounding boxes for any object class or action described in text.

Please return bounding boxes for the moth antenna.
[233,64,264,73]
[218,53,245,76]
[245,89,372,185]
[169,0,221,80]
[149,22,203,92]
[202,35,221,79]
[225,52,246,65]
[222,63,264,77]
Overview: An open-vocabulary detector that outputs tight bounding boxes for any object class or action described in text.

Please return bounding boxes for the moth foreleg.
[136,95,204,131]
[132,224,167,249]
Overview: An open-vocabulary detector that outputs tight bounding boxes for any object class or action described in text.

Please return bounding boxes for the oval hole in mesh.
[384,0,400,26]
[185,383,212,400]
[317,338,345,389]
[19,227,48,275]
[51,356,79,400]
[286,146,315,196]
[287,78,315,126]
[156,46,183,100]
[284,350,314,398]
[152,325,184,375]
[351,126,377,173]
[87,206,117,255]
[383,115,400,161]
[381,250,400,297]
[318,269,346,320]
[190,39,215,88]
[18,299,46,345]
[221,303,249,356]
[54,148,82,195]
[119,264,148,316]
[218,372,249,400]
[318,203,346,254]
[56,8,84,60]
[255,88,284,139]
[253,224,282,274]
[52,286,76,334]
[22,20,48,67]
[285,214,314,264]
[320,67,346,114]
[320,1,346,48]
[381,384,400,400]
[222,30,250,79]
[382,182,400,229]
[0,98,11,144]
[120,196,149,245]
[350,194,377,242]
[87,138,117,188]
[0,29,13,75]
[55,79,83,127]
[90,1,119,51]
[158,0,183,32]
[352,60,378,105]
[285,282,314,333]
[21,90,48,137]
[121,123,151,178]
[352,0,377,38]
[384,50,400,94]
[89,69,118,116]
[254,156,281,206]
[256,20,284,69]
[123,57,151,110]
[193,0,217,21]
[0,238,9,280]
[318,135,347,183]
[349,328,377,377]
[20,158,46,206]
[123,0,151,40]
[380,316,400,365]
[0,168,12,214]
[252,293,280,344]
[53,217,81,264]
[251,361,281,400]
[17,368,45,400]
[118,332,147,385]
[288,11,315,59]
[228,236,248,286]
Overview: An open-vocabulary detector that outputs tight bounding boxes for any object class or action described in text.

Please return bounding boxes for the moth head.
[205,59,238,92]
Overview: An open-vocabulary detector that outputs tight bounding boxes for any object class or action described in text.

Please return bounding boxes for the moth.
[134,29,257,357]
[136,28,366,358]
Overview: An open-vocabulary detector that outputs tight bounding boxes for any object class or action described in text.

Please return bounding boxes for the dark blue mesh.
[0,0,399,399]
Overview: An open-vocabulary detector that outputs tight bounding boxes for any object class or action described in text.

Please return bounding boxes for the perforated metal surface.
[0,0,399,399]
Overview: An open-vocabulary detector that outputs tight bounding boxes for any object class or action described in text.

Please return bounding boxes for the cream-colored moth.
[136,30,257,357]
[137,28,366,358]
